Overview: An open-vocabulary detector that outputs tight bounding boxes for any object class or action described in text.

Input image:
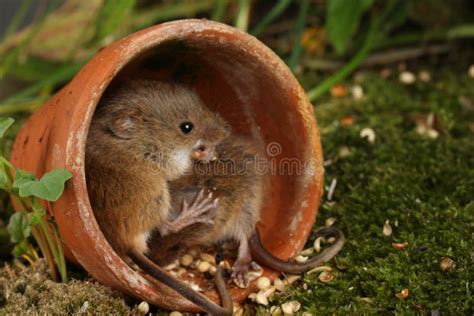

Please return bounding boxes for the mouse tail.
[249,227,345,274]
[129,250,233,316]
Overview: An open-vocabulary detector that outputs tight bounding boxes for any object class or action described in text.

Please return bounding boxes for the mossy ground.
[259,60,474,314]
[0,259,136,314]
[1,58,473,314]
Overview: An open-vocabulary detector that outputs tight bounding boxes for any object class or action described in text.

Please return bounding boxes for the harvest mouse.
[85,80,233,315]
[151,135,345,288]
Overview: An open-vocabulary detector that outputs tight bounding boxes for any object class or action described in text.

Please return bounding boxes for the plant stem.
[235,0,251,32]
[31,227,58,281]
[1,61,85,104]
[250,0,292,36]
[52,223,67,282]
[0,98,46,115]
[1,0,34,42]
[288,0,310,71]
[211,0,229,22]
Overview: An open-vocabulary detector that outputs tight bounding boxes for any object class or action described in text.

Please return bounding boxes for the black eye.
[179,122,194,134]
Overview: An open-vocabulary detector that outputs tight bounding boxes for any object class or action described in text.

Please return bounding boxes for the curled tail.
[129,250,232,316]
[249,227,345,274]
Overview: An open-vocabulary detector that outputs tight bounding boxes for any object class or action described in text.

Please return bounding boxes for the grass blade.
[251,0,292,36]
[288,0,310,71]
[235,0,251,32]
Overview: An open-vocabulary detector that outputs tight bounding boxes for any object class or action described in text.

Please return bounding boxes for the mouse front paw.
[165,189,217,235]
[231,261,251,288]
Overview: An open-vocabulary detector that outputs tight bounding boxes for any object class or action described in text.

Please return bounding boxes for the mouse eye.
[179,121,194,134]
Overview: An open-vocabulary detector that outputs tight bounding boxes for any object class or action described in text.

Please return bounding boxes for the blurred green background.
[1,0,474,110]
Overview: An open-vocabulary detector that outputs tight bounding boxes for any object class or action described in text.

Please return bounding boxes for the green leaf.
[28,206,47,226]
[0,117,14,138]
[17,169,72,202]
[12,169,36,194]
[0,171,7,187]
[12,240,29,257]
[7,212,31,243]
[326,0,374,55]
[90,0,136,44]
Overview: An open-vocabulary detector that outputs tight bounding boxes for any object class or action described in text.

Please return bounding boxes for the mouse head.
[97,80,231,179]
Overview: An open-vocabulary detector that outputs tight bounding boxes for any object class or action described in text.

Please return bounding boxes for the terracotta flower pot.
[10,19,324,312]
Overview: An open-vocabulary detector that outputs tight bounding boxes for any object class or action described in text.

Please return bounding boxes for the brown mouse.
[151,135,345,288]
[85,80,233,315]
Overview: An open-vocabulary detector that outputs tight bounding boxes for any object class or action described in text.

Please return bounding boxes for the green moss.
[267,65,474,314]
[0,260,136,314]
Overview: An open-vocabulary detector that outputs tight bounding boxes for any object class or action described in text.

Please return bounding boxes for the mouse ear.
[109,110,138,139]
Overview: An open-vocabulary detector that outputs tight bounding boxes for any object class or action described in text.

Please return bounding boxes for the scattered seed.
[302,283,308,290]
[330,84,346,97]
[392,242,409,250]
[261,286,276,299]
[137,301,149,314]
[399,71,416,84]
[219,260,232,271]
[351,85,364,100]
[281,301,301,315]
[458,95,474,112]
[300,247,314,256]
[318,271,335,283]
[248,293,257,301]
[295,255,309,263]
[439,257,456,272]
[302,312,313,316]
[418,70,431,82]
[383,220,393,236]
[469,65,474,78]
[327,237,336,243]
[323,159,333,167]
[255,292,269,305]
[339,146,351,158]
[179,254,194,267]
[325,217,337,227]
[340,115,354,126]
[208,266,217,276]
[187,248,198,257]
[274,278,286,292]
[307,265,332,275]
[360,127,376,143]
[190,282,201,291]
[164,262,178,271]
[327,179,337,201]
[169,312,182,316]
[270,305,282,315]
[257,276,271,290]
[395,288,409,300]
[359,297,373,304]
[313,237,323,253]
[251,261,263,271]
[197,261,212,273]
[286,275,301,285]
[233,303,244,316]
[380,68,392,79]
[199,253,216,264]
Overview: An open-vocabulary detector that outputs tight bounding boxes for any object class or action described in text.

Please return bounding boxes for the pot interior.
[90,35,316,300]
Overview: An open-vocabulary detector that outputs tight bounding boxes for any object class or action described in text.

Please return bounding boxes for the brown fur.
[150,135,266,266]
[85,80,233,315]
[86,80,230,255]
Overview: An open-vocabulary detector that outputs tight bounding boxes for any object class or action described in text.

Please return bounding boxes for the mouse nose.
[192,144,215,161]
